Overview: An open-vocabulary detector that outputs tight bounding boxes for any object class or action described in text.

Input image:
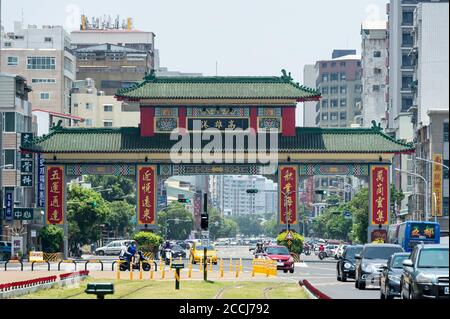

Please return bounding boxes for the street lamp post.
[395,168,429,222]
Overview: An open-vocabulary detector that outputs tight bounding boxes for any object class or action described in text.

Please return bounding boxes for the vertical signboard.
[432,154,443,217]
[37,154,46,207]
[20,133,34,188]
[45,166,65,225]
[279,166,298,225]
[370,165,389,226]
[137,166,157,225]
[5,188,14,221]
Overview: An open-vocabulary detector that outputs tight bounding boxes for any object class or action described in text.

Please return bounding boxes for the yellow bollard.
[200,258,203,272]
[240,258,243,273]
[116,262,121,280]
[229,258,233,273]
[235,261,239,278]
[220,259,224,278]
[162,268,165,279]
[209,258,213,272]
[188,262,192,278]
[252,259,255,277]
[130,260,133,281]
[179,256,182,263]
[139,262,143,280]
[159,257,163,272]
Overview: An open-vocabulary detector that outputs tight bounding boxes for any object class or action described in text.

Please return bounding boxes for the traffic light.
[246,189,259,194]
[178,198,191,204]
[200,213,209,230]
[315,190,327,195]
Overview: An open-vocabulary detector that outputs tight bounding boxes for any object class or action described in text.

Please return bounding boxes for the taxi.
[190,243,218,264]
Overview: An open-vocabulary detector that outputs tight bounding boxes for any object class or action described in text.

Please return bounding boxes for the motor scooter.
[119,250,151,271]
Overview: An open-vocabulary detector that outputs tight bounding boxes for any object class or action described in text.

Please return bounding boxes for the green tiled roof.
[22,126,415,154]
[115,70,321,101]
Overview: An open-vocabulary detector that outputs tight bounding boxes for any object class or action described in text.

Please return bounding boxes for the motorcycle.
[162,248,172,265]
[318,251,326,260]
[303,245,311,256]
[119,250,152,271]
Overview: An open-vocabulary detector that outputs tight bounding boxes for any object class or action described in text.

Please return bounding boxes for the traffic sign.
[344,210,352,219]
[285,231,294,240]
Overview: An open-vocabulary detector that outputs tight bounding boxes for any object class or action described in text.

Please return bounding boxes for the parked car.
[264,245,294,273]
[355,243,404,290]
[380,252,411,299]
[401,244,449,299]
[95,240,135,256]
[337,245,363,282]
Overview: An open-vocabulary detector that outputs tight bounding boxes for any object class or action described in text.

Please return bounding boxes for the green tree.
[157,202,194,240]
[231,215,263,237]
[207,207,238,240]
[350,187,369,244]
[133,231,163,254]
[67,185,111,249]
[86,175,136,205]
[262,219,279,238]
[105,201,135,238]
[390,184,405,220]
[39,225,64,253]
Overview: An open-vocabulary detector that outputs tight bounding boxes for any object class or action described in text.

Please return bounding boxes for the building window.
[85,119,93,127]
[7,56,18,66]
[330,99,338,108]
[331,62,336,68]
[357,61,361,67]
[103,121,113,127]
[103,105,113,112]
[330,86,338,94]
[402,33,414,47]
[4,42,12,47]
[44,37,53,42]
[402,11,414,26]
[444,197,449,217]
[322,63,327,68]
[40,92,50,100]
[322,100,329,108]
[402,54,413,68]
[27,57,56,70]
[340,73,347,81]
[321,87,329,95]
[340,62,346,67]
[330,73,339,81]
[340,99,347,107]
[402,76,413,89]
[64,57,73,72]
[401,97,413,112]
[85,103,93,111]
[340,86,347,94]
[322,73,329,82]
[321,113,328,121]
[340,112,347,120]
[373,51,382,58]
[330,112,338,121]
[444,160,449,179]
[354,85,362,94]
[2,113,15,132]
[355,98,362,107]
[374,68,382,75]
[31,78,56,84]
[373,85,380,92]
[3,149,16,169]
[444,123,449,142]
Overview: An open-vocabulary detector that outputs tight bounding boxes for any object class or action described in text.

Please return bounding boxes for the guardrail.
[4,260,24,271]
[31,260,50,271]
[58,260,78,271]
[84,260,104,271]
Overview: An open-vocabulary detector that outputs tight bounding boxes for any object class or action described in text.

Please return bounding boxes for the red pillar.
[282,107,296,136]
[179,107,186,130]
[140,106,155,137]
[250,107,258,133]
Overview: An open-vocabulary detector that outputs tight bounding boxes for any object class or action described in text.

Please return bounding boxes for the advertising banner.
[37,154,46,207]
[5,189,14,221]
[279,166,298,225]
[370,165,389,226]
[137,166,157,225]
[432,154,443,217]
[45,166,65,225]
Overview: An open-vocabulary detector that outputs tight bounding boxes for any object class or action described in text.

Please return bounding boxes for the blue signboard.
[5,189,14,221]
[37,154,45,207]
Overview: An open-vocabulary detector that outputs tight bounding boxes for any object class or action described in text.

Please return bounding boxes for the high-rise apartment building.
[361,21,389,128]
[0,22,76,115]
[302,64,316,127]
[314,50,362,127]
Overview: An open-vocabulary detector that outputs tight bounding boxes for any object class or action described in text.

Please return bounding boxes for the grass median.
[16,278,308,299]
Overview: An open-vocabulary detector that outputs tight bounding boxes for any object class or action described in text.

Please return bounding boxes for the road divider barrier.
[84,259,104,271]
[4,260,24,271]
[58,260,77,271]
[252,259,277,277]
[31,260,51,271]
[299,279,332,299]
[0,275,57,299]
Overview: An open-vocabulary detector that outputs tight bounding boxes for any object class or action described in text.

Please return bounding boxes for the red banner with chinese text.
[45,166,64,225]
[371,166,389,226]
[137,166,157,225]
[432,154,443,217]
[279,166,298,225]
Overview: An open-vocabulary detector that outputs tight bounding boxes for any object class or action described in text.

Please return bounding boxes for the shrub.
[39,225,64,253]
[277,231,304,254]
[133,231,163,254]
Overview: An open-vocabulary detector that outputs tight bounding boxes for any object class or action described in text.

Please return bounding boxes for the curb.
[299,279,332,300]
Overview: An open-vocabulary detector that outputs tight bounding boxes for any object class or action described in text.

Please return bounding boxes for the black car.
[401,244,449,299]
[171,244,187,259]
[355,244,404,290]
[380,252,410,299]
[337,245,363,282]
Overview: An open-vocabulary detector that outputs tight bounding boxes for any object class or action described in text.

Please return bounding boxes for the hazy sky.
[2,0,388,124]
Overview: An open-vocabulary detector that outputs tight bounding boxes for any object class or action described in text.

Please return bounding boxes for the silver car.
[95,240,135,256]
